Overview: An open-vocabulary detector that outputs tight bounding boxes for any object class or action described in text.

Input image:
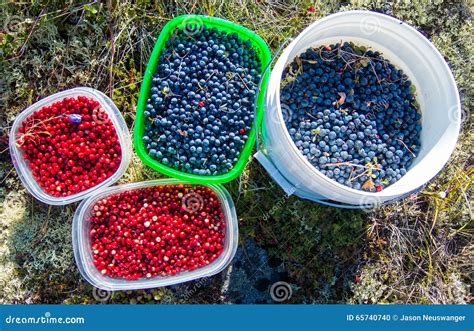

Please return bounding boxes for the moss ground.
[0,0,472,304]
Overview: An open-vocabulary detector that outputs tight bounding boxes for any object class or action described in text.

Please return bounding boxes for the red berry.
[89,185,226,279]
[239,128,245,135]
[18,96,122,197]
[376,185,383,192]
[307,6,316,13]
[198,101,205,107]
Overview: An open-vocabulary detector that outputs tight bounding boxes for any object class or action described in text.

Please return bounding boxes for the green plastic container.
[134,15,271,184]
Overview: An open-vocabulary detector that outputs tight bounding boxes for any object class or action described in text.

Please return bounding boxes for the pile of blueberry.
[282,42,422,192]
[142,25,261,176]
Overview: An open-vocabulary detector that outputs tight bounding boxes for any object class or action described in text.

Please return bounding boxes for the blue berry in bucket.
[282,42,421,192]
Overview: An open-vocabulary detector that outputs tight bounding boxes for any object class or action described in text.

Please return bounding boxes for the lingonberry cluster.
[282,42,422,192]
[90,184,226,280]
[142,26,261,176]
[17,96,122,197]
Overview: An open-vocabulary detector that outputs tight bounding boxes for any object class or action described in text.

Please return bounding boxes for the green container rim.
[134,14,271,184]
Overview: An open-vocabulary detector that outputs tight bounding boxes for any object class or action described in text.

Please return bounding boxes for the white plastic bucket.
[256,10,461,207]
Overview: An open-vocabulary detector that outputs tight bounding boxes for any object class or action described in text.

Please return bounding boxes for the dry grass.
[0,0,472,304]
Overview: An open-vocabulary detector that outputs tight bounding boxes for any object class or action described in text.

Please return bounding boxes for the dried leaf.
[362,178,375,191]
[311,128,321,135]
[335,92,346,106]
[281,75,295,89]
[409,84,417,94]
[350,42,367,55]
[359,58,370,67]
[296,56,302,66]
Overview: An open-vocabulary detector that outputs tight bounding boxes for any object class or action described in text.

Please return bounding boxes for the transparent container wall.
[72,179,238,291]
[9,87,132,205]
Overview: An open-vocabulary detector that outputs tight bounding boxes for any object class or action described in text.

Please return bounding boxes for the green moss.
[0,0,471,304]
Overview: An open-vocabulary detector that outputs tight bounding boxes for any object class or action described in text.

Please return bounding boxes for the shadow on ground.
[172,160,369,304]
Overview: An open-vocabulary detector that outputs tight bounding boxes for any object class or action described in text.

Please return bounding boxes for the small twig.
[350,168,370,182]
[7,8,45,60]
[322,161,370,169]
[0,168,14,185]
[396,138,416,158]
[107,0,116,99]
[369,61,382,86]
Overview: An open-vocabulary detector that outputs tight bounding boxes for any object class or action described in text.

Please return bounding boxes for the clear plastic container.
[72,179,239,290]
[9,87,132,205]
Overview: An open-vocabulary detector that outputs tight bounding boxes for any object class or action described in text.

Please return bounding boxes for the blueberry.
[283,42,421,192]
[142,26,262,175]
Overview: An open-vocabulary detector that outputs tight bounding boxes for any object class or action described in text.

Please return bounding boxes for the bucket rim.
[263,10,462,199]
